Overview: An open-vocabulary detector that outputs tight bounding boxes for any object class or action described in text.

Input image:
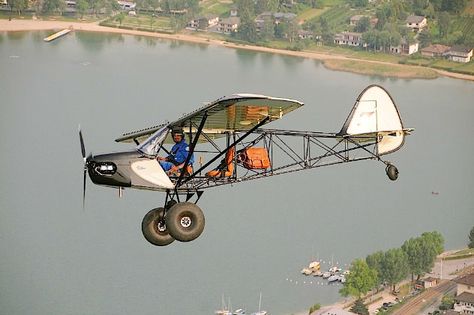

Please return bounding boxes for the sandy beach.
[1,18,474,82]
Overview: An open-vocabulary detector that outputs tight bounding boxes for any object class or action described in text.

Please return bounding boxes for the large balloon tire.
[142,207,175,246]
[165,202,205,242]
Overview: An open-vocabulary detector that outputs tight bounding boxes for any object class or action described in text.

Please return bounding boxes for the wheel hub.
[157,220,167,232]
[180,216,192,228]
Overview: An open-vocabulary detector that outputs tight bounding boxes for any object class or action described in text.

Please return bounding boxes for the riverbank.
[1,18,474,82]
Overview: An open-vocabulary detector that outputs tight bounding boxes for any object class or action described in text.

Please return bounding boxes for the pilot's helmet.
[171,127,184,137]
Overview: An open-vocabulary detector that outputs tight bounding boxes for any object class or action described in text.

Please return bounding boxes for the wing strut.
[181,116,271,185]
[176,111,208,188]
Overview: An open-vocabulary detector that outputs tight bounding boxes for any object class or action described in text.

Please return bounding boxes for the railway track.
[391,280,456,315]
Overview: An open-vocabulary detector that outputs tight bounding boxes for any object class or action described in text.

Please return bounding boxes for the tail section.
[339,85,412,155]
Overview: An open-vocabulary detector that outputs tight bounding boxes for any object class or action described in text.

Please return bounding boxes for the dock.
[43,28,72,42]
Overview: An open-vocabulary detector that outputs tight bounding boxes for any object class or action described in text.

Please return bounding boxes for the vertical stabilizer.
[339,85,408,155]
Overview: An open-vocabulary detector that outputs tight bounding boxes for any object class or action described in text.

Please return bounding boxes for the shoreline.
[1,18,474,82]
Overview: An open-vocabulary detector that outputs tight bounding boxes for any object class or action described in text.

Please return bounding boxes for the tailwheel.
[165,202,205,242]
[385,164,399,181]
[142,207,175,246]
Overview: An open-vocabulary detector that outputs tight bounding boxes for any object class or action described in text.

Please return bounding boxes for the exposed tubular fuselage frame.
[171,126,387,194]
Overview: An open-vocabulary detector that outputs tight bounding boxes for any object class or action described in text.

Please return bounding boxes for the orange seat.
[168,164,193,177]
[206,146,235,178]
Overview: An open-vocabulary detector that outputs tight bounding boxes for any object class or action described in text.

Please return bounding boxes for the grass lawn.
[431,59,474,75]
[102,14,173,32]
[323,58,438,79]
[444,248,474,260]
[297,8,327,23]
[200,0,232,17]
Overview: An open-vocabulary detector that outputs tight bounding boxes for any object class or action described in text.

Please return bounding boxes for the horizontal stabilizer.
[339,85,411,155]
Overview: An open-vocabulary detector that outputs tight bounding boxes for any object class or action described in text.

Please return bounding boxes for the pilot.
[157,127,194,174]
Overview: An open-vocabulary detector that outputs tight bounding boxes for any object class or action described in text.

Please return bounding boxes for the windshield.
[137,125,170,157]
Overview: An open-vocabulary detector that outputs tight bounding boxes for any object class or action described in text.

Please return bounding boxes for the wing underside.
[115,94,303,144]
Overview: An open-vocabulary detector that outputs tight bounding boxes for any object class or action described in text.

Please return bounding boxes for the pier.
[43,28,72,42]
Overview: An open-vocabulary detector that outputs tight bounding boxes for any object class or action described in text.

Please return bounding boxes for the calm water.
[1,31,473,315]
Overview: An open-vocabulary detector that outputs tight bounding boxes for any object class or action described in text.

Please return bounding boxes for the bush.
[309,303,321,314]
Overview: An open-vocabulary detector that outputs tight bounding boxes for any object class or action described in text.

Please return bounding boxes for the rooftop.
[455,291,474,304]
[406,15,426,24]
[455,273,474,286]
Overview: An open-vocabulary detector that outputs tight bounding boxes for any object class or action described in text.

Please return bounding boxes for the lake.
[1,31,473,315]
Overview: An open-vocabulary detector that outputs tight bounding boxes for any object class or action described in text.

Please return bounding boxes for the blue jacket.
[167,140,194,165]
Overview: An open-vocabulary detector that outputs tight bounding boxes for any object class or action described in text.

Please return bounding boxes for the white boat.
[233,308,246,315]
[329,266,342,273]
[322,272,331,279]
[313,270,323,277]
[328,275,340,282]
[308,261,321,270]
[301,268,313,275]
[250,293,268,315]
[215,295,233,315]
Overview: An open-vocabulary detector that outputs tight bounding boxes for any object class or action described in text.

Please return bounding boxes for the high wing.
[115,94,303,144]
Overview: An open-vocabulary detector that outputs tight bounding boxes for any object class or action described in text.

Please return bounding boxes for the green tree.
[236,0,257,42]
[439,294,454,310]
[441,0,467,13]
[382,248,409,292]
[418,29,432,47]
[350,299,369,315]
[366,250,385,288]
[76,0,89,18]
[401,232,443,282]
[42,0,65,14]
[115,12,126,26]
[469,226,474,248]
[421,231,444,255]
[340,259,378,299]
[438,11,450,39]
[350,0,368,8]
[7,0,28,20]
[259,19,275,41]
[355,16,371,33]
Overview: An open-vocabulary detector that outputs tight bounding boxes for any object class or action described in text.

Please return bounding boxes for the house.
[421,44,451,58]
[446,45,473,63]
[230,5,238,17]
[117,0,136,10]
[455,273,474,295]
[406,15,427,32]
[422,277,439,289]
[273,12,297,24]
[334,32,364,47]
[217,17,240,34]
[297,30,314,40]
[454,292,474,314]
[350,15,378,27]
[187,15,219,30]
[390,38,419,55]
[453,273,474,314]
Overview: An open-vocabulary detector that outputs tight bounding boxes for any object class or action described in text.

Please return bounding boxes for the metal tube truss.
[175,128,385,192]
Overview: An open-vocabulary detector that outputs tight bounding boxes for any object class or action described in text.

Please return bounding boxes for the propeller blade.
[79,127,86,161]
[83,168,87,209]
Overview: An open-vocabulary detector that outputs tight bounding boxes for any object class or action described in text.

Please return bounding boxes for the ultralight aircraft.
[79,85,413,246]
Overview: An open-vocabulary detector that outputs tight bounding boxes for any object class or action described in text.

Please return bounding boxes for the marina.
[301,260,348,284]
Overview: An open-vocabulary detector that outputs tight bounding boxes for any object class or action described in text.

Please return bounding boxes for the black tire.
[386,164,399,181]
[141,207,175,246]
[165,202,205,242]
